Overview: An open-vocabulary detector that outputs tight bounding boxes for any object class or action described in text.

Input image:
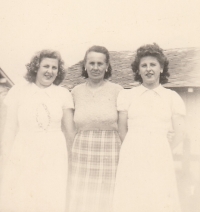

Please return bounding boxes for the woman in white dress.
[0,50,74,212]
[113,43,186,212]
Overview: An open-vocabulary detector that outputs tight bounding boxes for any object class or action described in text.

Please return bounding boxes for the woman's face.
[85,51,108,81]
[139,56,163,89]
[35,57,58,88]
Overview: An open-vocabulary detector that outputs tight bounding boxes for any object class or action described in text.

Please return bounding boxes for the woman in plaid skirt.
[69,45,123,212]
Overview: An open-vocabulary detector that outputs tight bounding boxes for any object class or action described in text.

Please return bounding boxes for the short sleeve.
[71,84,80,105]
[3,85,20,107]
[171,91,186,116]
[62,88,74,109]
[117,89,130,112]
[114,84,123,98]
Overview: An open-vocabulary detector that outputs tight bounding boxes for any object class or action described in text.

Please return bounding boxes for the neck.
[142,82,160,90]
[35,82,51,89]
[87,78,106,88]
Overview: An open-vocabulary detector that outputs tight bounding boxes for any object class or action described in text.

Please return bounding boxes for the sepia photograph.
[0,0,200,211]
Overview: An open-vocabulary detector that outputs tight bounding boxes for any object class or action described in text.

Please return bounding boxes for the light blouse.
[117,84,186,133]
[4,82,74,133]
[72,81,123,131]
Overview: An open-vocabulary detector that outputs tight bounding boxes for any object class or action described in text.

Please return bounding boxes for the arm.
[62,108,76,151]
[170,114,185,150]
[118,111,128,142]
[0,104,18,161]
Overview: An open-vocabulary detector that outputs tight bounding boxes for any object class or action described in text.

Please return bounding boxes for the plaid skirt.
[69,130,121,212]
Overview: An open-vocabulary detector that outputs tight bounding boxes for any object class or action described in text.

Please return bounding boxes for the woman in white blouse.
[0,50,74,212]
[114,43,186,212]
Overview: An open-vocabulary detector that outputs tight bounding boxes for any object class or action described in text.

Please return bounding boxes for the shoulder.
[4,82,31,106]
[54,85,72,98]
[131,85,142,91]
[169,89,185,104]
[170,89,182,99]
[8,81,31,94]
[55,85,70,93]
[165,89,186,115]
[117,88,136,111]
[162,87,185,111]
[128,85,142,95]
[161,87,182,99]
[106,81,123,94]
[118,87,133,99]
[107,81,123,90]
[71,83,86,94]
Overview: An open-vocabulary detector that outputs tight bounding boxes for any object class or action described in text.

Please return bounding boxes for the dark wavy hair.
[81,45,112,79]
[131,43,169,84]
[24,50,66,85]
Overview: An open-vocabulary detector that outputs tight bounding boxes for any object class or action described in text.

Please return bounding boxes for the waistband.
[18,129,63,134]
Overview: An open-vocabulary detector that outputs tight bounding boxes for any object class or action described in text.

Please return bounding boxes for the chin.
[145,80,155,84]
[91,76,104,80]
[42,82,53,87]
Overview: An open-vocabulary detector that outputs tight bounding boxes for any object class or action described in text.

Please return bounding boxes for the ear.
[106,64,109,71]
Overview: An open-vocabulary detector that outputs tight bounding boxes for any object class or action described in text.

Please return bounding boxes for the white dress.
[113,85,186,212]
[0,82,74,212]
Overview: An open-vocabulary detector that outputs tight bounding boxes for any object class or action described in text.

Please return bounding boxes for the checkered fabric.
[69,130,121,212]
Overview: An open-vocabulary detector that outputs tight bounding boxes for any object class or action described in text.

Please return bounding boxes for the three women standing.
[0,50,74,212]
[69,46,123,212]
[113,43,185,212]
[0,44,185,212]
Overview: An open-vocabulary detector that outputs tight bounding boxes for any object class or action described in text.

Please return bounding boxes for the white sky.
[0,0,200,83]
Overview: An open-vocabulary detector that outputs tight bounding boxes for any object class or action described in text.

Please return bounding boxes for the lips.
[146,73,153,78]
[44,74,53,80]
[91,72,100,76]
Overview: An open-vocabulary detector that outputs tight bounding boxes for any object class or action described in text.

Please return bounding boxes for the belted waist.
[18,128,63,134]
[127,120,168,135]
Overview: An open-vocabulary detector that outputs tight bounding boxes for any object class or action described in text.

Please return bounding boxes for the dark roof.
[0,68,14,87]
[61,47,200,89]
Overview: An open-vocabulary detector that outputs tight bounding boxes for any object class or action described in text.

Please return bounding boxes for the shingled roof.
[0,68,14,88]
[62,47,200,89]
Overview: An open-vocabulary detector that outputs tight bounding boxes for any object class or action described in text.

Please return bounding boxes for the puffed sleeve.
[62,88,74,109]
[3,84,20,107]
[117,89,130,112]
[171,91,186,116]
[115,84,123,98]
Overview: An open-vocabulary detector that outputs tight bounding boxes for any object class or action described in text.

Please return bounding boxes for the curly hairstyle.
[81,45,112,79]
[131,43,169,84]
[24,50,66,85]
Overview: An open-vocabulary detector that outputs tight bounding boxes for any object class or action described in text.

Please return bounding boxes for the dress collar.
[139,84,164,96]
[30,83,55,97]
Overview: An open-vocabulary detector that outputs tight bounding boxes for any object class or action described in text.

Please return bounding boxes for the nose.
[93,63,98,70]
[146,65,152,72]
[46,67,53,73]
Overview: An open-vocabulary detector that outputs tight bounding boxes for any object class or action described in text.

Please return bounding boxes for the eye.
[89,62,95,65]
[52,66,58,70]
[150,63,156,67]
[141,64,146,67]
[44,65,49,68]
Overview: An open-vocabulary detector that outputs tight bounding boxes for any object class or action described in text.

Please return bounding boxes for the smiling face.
[35,58,58,88]
[139,56,163,89]
[85,51,108,81]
